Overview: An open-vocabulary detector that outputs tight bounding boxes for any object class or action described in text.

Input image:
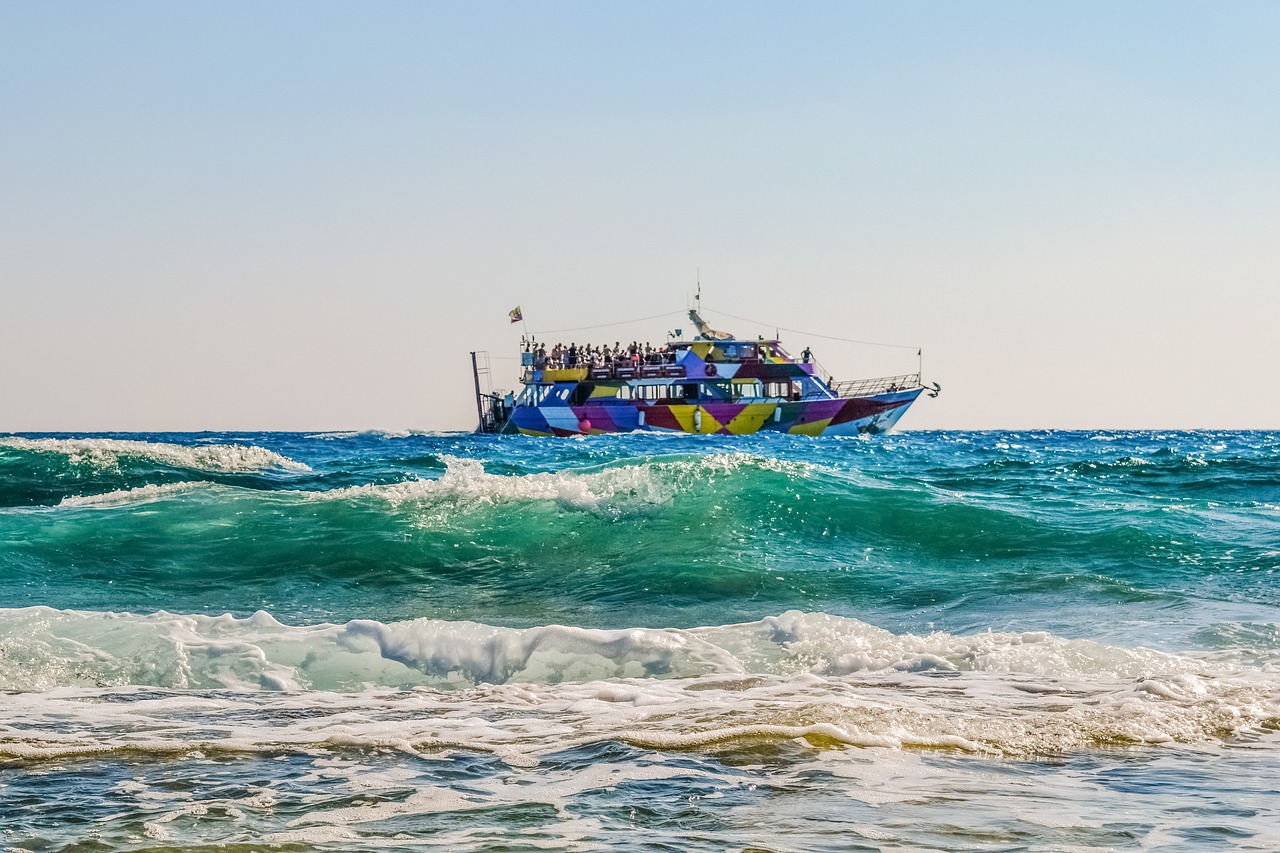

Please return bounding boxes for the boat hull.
[503,389,923,436]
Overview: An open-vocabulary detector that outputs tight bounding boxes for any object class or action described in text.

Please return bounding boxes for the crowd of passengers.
[522,339,679,369]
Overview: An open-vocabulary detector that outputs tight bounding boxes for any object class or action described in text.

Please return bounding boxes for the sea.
[1,430,1277,852]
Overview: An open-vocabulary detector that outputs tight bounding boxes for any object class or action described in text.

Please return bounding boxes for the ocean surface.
[1,430,1278,851]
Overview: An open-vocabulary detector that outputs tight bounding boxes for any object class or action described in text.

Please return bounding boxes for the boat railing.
[809,357,835,385]
[522,363,687,383]
[830,373,921,398]
[471,351,512,434]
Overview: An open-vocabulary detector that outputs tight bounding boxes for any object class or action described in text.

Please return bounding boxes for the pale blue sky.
[3,2,1277,430]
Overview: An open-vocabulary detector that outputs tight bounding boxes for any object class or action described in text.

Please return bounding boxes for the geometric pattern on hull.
[506,389,923,437]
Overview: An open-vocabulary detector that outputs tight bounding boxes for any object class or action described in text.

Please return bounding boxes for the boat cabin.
[516,337,836,409]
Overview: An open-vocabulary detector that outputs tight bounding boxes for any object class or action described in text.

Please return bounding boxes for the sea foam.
[58,481,213,508]
[318,452,812,516]
[1,601,1277,765]
[0,437,310,473]
[1,606,1272,693]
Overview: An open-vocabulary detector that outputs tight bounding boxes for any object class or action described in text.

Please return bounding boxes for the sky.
[2,1,1277,432]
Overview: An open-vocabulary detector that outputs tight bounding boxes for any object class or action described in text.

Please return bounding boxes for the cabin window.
[762,381,797,400]
[615,385,633,400]
[628,384,668,401]
[701,381,732,401]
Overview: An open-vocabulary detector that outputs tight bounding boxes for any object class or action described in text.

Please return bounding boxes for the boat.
[471,303,939,436]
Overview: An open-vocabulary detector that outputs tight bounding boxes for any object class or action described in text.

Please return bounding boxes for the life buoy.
[704,363,717,377]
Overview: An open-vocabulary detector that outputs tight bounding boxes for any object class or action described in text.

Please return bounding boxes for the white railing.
[830,373,921,398]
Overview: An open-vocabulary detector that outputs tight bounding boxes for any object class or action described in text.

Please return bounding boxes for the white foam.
[0,607,319,692]
[0,606,1257,692]
[2,660,1276,766]
[317,453,811,521]
[35,451,813,517]
[705,611,1205,680]
[345,618,746,684]
[324,455,670,511]
[58,481,212,508]
[33,452,805,515]
[6,603,1279,770]
[0,437,310,473]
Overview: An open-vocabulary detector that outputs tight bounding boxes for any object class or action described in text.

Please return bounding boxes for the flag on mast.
[508,306,523,324]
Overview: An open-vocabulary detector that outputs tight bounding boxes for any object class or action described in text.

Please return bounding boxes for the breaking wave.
[58,481,213,508]
[30,452,810,518]
[318,453,808,515]
[0,436,311,473]
[1,608,1276,762]
[1,606,1271,690]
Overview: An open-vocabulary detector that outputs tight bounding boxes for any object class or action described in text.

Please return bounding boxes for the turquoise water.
[1,431,1278,850]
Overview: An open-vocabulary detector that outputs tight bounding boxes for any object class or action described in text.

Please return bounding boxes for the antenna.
[695,268,701,313]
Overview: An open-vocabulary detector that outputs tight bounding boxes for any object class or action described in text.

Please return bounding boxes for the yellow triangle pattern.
[788,417,832,436]
[666,405,726,434]
[727,402,777,435]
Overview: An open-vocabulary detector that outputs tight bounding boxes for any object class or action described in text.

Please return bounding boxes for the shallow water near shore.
[2,430,1278,850]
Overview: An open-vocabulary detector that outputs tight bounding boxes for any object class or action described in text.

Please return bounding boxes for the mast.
[470,351,486,433]
[687,278,732,341]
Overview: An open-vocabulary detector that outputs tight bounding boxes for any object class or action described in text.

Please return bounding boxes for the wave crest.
[0,437,310,473]
[1,607,1270,691]
[319,453,812,519]
[58,482,213,508]
[2,608,1276,762]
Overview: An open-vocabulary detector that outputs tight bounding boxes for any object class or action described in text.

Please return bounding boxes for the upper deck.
[521,338,821,385]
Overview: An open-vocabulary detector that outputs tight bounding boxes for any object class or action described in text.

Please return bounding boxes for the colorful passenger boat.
[471,308,938,436]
